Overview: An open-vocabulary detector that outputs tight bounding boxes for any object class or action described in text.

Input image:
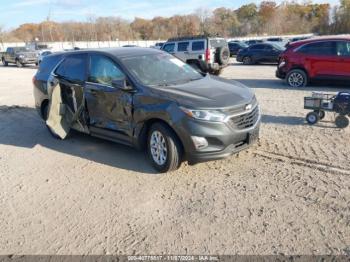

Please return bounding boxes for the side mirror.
[111,78,134,91]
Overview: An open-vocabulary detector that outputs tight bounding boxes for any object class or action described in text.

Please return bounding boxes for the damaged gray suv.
[33,48,260,173]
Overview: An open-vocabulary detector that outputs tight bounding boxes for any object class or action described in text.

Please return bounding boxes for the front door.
[85,54,133,139]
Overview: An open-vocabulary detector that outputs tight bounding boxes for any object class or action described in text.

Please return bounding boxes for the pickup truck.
[1,47,38,67]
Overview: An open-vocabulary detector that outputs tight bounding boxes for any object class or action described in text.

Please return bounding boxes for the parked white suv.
[161,36,230,75]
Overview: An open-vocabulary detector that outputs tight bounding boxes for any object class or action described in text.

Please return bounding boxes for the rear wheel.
[243,56,253,65]
[147,123,182,173]
[286,69,308,88]
[2,58,8,66]
[335,115,349,129]
[306,112,319,125]
[318,110,326,120]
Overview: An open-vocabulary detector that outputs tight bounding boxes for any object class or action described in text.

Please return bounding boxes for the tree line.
[0,0,349,43]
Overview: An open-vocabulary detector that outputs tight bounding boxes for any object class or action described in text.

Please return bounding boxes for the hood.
[151,75,254,109]
[17,51,37,57]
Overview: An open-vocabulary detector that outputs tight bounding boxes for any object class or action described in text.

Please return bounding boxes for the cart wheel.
[335,115,349,128]
[306,112,319,125]
[316,110,325,120]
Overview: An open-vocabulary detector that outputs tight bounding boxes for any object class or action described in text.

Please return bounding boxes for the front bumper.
[175,108,261,164]
[19,57,37,64]
[276,68,286,79]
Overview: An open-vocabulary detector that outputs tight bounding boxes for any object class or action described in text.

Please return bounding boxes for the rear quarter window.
[37,54,64,78]
[192,41,205,51]
[297,41,336,56]
[55,54,87,82]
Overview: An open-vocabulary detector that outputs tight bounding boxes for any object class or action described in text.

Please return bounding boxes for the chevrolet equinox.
[33,48,260,173]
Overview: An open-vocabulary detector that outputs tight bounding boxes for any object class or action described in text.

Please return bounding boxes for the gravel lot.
[0,61,349,255]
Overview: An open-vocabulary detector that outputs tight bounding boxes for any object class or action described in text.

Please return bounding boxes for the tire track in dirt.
[255,150,350,176]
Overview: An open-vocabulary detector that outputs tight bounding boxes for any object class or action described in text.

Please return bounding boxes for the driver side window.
[88,54,125,86]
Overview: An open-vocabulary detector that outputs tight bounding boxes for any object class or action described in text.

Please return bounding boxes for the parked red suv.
[276,36,350,87]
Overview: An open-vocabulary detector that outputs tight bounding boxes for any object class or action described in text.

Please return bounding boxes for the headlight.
[19,55,24,58]
[278,59,286,68]
[180,107,226,122]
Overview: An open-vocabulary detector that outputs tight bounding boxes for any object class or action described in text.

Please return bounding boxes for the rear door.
[174,41,190,62]
[335,40,350,79]
[191,40,206,63]
[46,53,88,139]
[85,53,133,140]
[297,41,337,78]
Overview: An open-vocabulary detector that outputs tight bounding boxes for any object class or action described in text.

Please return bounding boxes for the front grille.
[228,105,259,130]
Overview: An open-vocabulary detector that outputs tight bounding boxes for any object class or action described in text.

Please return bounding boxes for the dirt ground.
[0,61,349,255]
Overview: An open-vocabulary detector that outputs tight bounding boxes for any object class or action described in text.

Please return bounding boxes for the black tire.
[317,110,326,120]
[216,46,230,65]
[242,56,253,65]
[2,58,8,66]
[147,123,183,173]
[211,69,222,76]
[42,103,63,140]
[286,69,308,88]
[335,115,349,129]
[16,59,23,68]
[306,111,319,125]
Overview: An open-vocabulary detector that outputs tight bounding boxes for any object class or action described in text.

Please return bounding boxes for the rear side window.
[177,42,189,51]
[250,44,265,50]
[298,42,336,56]
[163,43,175,53]
[192,41,205,51]
[336,41,350,57]
[55,54,87,82]
[37,54,64,76]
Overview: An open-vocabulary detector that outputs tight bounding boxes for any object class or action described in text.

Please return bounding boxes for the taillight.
[205,49,210,62]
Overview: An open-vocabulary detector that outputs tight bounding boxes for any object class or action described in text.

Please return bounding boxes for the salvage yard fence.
[0,34,316,52]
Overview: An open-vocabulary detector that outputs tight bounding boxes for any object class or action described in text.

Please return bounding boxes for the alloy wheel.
[288,72,304,87]
[150,130,168,166]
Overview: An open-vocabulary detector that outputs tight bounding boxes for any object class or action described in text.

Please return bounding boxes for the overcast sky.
[0,0,340,30]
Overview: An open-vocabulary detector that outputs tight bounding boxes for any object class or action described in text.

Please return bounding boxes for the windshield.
[121,53,203,86]
[271,43,285,51]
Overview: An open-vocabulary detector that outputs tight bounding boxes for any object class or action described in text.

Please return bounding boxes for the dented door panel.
[85,82,133,138]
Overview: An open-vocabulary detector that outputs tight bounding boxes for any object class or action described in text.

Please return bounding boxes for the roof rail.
[167,34,221,42]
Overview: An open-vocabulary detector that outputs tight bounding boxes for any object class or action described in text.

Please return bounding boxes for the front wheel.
[16,60,23,68]
[242,56,253,65]
[147,123,183,173]
[286,69,308,88]
[306,111,319,125]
